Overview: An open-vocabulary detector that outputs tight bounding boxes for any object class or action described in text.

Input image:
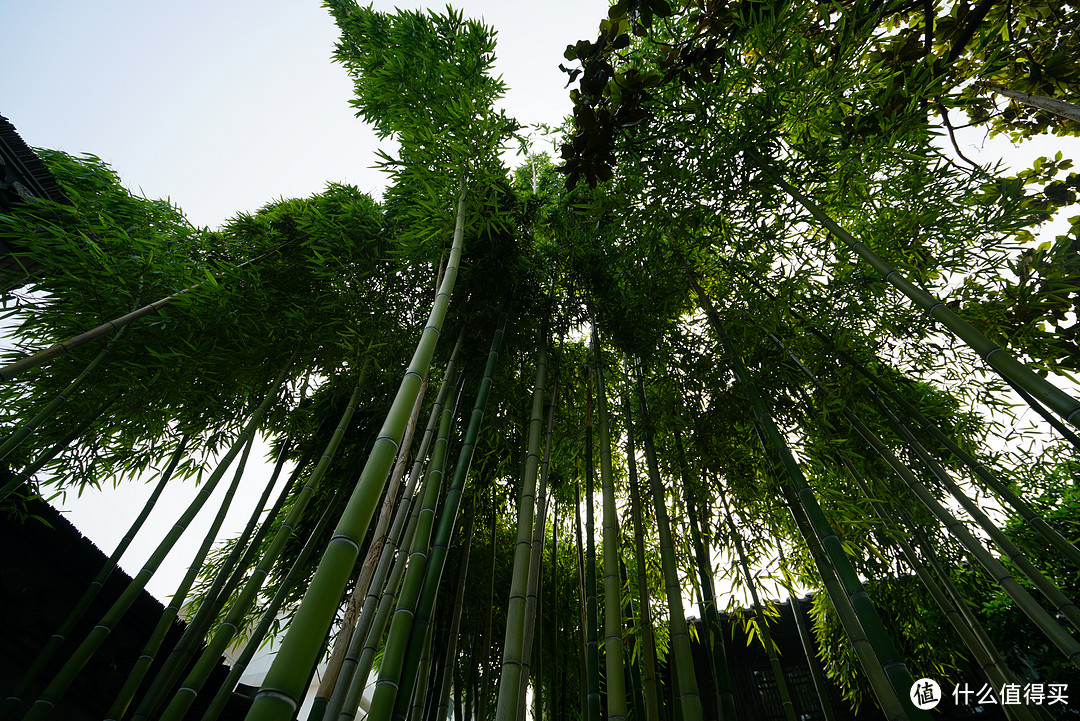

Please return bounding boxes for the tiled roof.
[0,113,69,287]
[0,114,68,207]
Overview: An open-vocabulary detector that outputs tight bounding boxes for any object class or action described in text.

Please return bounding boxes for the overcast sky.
[3,0,607,230]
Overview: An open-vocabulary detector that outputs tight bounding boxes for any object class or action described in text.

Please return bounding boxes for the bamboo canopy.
[2,1,1080,720]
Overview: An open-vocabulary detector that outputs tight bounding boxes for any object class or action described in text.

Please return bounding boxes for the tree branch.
[944,0,999,65]
[937,104,982,173]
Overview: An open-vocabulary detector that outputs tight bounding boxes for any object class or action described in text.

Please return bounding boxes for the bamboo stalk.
[392,315,508,720]
[672,427,736,721]
[621,558,648,721]
[494,332,548,721]
[410,623,437,721]
[199,500,339,721]
[842,352,1080,567]
[157,381,365,721]
[0,330,120,462]
[518,373,558,721]
[594,329,628,721]
[476,483,499,721]
[307,373,429,721]
[575,473,590,721]
[436,504,476,721]
[906,518,1055,721]
[0,246,282,382]
[106,431,258,721]
[775,475,909,717]
[335,491,419,721]
[244,183,466,721]
[366,365,463,719]
[842,404,1080,670]
[989,86,1080,124]
[996,370,1080,451]
[770,329,1080,663]
[584,368,602,721]
[719,489,797,721]
[517,488,548,721]
[136,441,307,721]
[325,343,464,721]
[774,546,839,721]
[685,261,924,720]
[839,463,1041,721]
[744,147,1080,430]
[871,389,1080,633]
[717,256,1080,561]
[634,358,704,721]
[779,380,984,721]
[0,433,190,720]
[22,352,296,721]
[622,383,663,721]
[0,398,115,502]
[550,495,562,721]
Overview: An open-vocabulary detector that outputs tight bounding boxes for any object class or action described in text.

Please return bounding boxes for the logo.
[911,679,942,710]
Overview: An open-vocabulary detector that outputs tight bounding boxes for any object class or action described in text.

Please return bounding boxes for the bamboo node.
[253,690,298,711]
[330,535,361,552]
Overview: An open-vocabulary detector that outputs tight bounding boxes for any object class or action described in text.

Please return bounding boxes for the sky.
[2,0,608,230]
[1,0,608,601]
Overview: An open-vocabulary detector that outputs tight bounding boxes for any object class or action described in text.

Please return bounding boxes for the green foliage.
[329,1,521,255]
[5,2,1080,718]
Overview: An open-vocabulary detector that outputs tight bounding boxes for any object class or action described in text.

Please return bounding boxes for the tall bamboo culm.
[157,381,366,721]
[0,329,121,465]
[23,352,296,721]
[0,433,189,720]
[841,402,1080,670]
[768,332,1080,668]
[366,363,464,720]
[719,489,797,721]
[0,399,115,502]
[493,331,548,721]
[673,429,735,721]
[774,545,839,721]
[127,439,302,720]
[0,246,283,383]
[593,330,627,721]
[200,499,339,721]
[745,148,1080,431]
[772,333,1054,721]
[151,439,304,704]
[326,345,464,721]
[633,358,703,721]
[685,264,925,720]
[244,184,467,721]
[387,314,508,720]
[622,383,663,721]
[335,485,422,721]
[307,374,428,721]
[583,369,602,721]
[105,431,259,721]
[435,504,476,721]
[518,372,559,721]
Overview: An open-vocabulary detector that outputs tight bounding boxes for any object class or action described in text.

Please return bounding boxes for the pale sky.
[2,0,608,230]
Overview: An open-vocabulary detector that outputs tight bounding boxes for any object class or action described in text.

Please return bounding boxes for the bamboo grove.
[1,0,1080,720]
